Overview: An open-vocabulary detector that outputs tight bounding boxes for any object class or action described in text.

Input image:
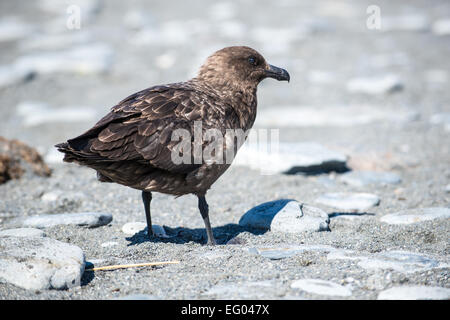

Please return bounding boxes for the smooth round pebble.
[378,286,450,300]
[291,279,352,297]
[0,227,46,237]
[315,192,380,212]
[122,222,168,237]
[380,207,450,224]
[122,222,147,235]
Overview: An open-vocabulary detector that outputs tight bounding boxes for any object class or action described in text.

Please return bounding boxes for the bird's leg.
[197,196,217,245]
[142,191,155,238]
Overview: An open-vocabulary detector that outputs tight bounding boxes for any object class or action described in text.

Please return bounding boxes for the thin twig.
[85,260,180,272]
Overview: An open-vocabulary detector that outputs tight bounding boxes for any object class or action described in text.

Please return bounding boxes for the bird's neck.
[192,77,258,130]
[229,84,258,130]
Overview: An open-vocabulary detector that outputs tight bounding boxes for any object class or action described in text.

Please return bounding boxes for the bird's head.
[197,46,290,89]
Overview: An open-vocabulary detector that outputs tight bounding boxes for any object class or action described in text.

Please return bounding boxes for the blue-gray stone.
[339,170,401,187]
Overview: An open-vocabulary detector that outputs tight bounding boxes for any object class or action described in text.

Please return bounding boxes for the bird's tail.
[55,142,79,163]
[55,140,99,164]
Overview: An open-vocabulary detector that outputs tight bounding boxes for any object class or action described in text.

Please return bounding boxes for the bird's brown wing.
[62,84,219,174]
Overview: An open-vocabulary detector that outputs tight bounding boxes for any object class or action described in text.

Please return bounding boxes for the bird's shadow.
[125,198,299,246]
[125,223,266,246]
[328,212,375,218]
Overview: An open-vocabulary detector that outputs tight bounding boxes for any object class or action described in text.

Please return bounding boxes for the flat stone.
[122,222,168,237]
[380,207,450,225]
[378,286,450,300]
[12,212,112,229]
[256,105,418,128]
[327,249,362,261]
[0,228,46,238]
[291,279,352,297]
[239,200,330,233]
[315,192,380,212]
[249,244,335,260]
[432,19,450,36]
[339,170,401,187]
[0,236,85,290]
[347,74,403,95]
[122,222,147,235]
[15,44,114,75]
[357,251,443,273]
[234,142,348,175]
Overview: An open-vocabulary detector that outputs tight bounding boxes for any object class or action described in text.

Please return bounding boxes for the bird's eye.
[248,57,258,66]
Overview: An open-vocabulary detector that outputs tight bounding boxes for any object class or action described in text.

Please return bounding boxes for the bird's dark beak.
[265,64,290,82]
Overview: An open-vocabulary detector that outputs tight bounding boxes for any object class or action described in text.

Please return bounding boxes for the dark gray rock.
[328,249,446,274]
